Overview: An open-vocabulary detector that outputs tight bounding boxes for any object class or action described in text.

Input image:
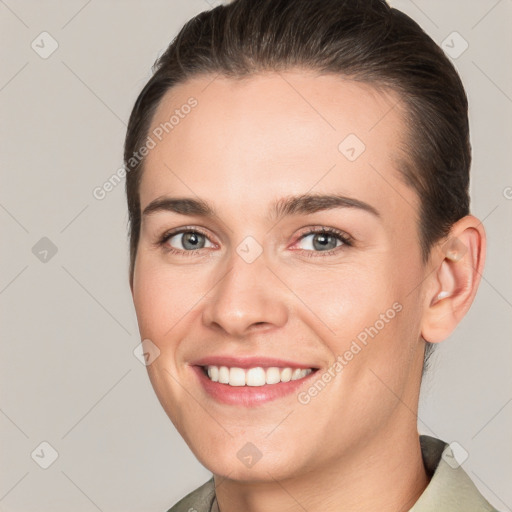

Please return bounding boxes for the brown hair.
[124,0,471,372]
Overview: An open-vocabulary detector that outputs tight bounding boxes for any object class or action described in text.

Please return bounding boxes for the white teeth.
[229,367,246,386]
[291,368,303,380]
[204,365,313,386]
[246,367,266,386]
[207,366,219,382]
[266,367,281,384]
[280,367,292,382]
[218,366,229,384]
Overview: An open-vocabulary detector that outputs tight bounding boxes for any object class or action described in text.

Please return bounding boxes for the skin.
[130,70,485,512]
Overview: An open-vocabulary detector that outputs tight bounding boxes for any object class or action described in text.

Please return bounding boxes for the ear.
[421,215,486,344]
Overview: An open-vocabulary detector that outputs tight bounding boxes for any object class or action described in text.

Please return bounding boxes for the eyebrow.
[141,193,381,221]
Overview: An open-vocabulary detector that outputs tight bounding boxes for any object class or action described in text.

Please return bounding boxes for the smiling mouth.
[200,365,317,387]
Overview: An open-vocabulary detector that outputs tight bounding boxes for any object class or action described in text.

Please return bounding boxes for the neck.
[213,425,429,512]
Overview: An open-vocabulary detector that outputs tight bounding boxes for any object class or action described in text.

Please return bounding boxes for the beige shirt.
[167,435,500,512]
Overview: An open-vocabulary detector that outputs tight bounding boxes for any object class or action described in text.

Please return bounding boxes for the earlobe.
[421,216,486,344]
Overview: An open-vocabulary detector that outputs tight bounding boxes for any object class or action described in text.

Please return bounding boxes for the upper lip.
[190,355,319,370]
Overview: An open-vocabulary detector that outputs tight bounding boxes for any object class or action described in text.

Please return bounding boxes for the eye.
[157,228,215,255]
[294,227,353,257]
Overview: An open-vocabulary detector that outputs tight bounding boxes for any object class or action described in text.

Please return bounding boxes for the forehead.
[140,71,418,223]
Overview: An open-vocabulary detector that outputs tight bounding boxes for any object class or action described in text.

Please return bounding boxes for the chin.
[191,442,305,483]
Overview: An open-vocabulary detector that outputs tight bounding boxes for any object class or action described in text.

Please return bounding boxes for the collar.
[168,435,498,512]
[409,435,497,511]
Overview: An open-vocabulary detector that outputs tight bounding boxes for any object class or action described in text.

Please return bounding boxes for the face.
[131,71,430,481]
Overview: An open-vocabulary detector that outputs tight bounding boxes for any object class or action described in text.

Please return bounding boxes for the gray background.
[1,0,511,511]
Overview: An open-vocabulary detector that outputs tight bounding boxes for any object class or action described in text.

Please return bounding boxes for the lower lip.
[191,366,319,407]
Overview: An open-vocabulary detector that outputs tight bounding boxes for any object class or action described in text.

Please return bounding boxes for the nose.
[201,248,288,338]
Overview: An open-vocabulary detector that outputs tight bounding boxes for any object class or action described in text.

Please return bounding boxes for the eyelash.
[155,226,354,258]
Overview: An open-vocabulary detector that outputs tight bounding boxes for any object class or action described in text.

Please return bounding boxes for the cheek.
[132,258,202,344]
[282,261,418,387]
[283,264,394,340]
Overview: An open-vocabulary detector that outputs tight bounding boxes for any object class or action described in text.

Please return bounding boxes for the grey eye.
[168,231,213,251]
[299,233,342,251]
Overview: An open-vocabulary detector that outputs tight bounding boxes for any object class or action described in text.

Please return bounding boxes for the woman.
[124,0,500,510]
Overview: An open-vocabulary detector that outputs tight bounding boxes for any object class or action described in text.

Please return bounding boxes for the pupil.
[313,233,336,251]
[184,232,203,249]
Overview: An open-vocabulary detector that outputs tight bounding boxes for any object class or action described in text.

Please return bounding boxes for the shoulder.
[411,435,503,512]
[165,477,216,512]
